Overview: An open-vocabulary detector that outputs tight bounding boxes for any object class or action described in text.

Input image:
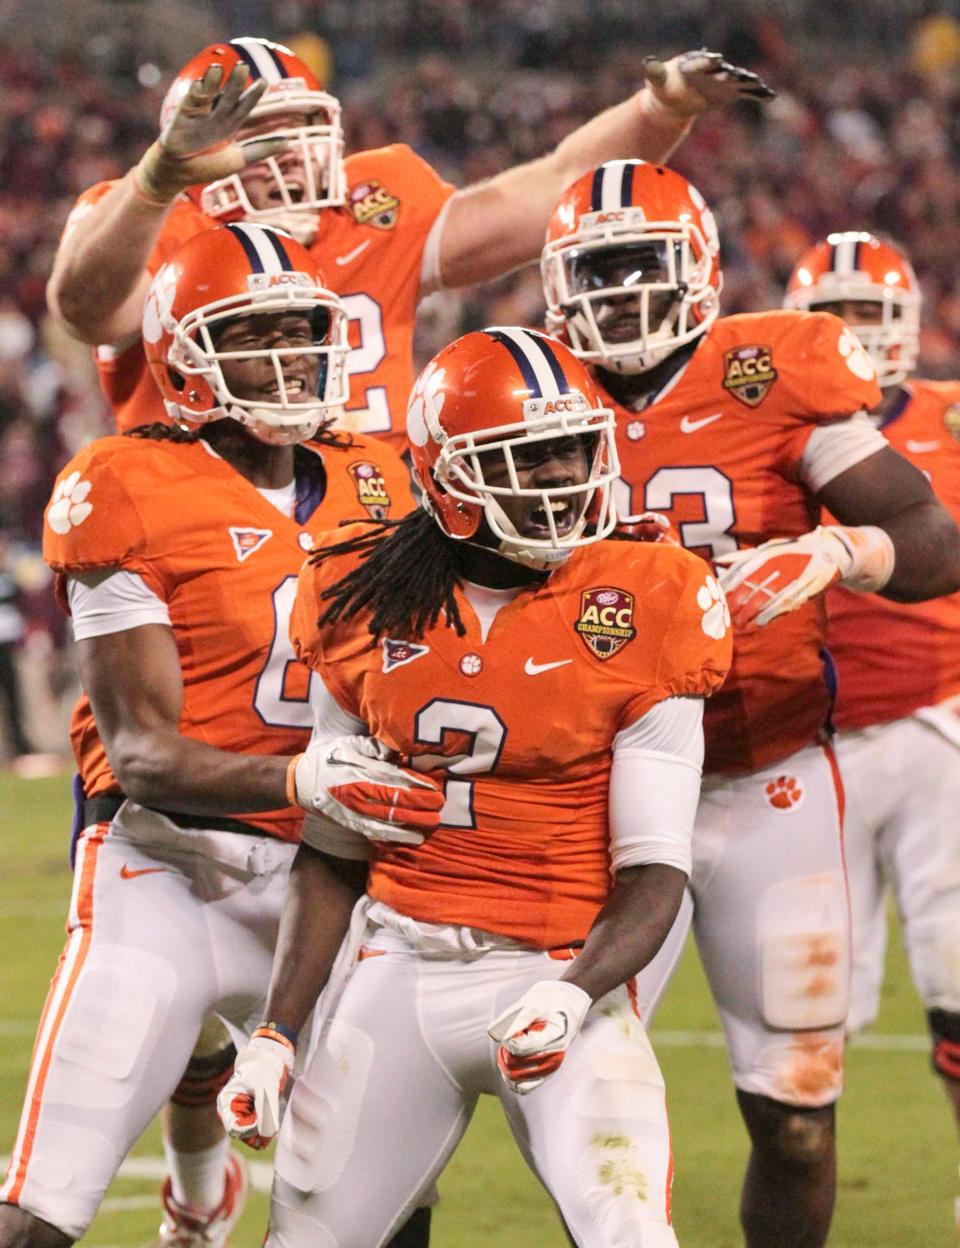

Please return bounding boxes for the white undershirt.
[797,413,887,492]
[462,580,524,642]
[67,480,298,639]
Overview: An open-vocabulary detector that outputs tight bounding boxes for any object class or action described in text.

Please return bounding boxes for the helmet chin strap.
[244,208,320,247]
[227,402,323,446]
[484,496,586,571]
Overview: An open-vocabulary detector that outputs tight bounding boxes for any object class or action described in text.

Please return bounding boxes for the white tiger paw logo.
[837,327,876,382]
[47,471,93,535]
[697,574,731,639]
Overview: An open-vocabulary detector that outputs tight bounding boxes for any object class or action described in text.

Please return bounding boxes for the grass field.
[2,770,957,1246]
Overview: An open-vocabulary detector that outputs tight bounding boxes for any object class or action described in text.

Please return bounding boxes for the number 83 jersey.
[43,432,414,842]
[291,528,731,949]
[609,309,884,775]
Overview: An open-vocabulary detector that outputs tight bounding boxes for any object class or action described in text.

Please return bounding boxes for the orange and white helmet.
[542,159,721,374]
[406,327,619,569]
[162,38,345,242]
[142,223,349,445]
[784,232,920,389]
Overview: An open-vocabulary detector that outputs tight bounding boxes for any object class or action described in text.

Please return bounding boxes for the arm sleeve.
[67,569,171,639]
[609,696,703,877]
[299,680,374,863]
[796,415,888,493]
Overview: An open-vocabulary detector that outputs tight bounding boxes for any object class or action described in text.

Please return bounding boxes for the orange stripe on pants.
[4,828,105,1205]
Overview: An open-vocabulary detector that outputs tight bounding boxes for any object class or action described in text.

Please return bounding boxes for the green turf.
[1,771,956,1246]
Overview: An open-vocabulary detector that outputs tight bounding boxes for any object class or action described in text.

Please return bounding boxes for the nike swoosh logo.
[335,240,371,266]
[524,658,573,676]
[120,864,169,880]
[680,413,723,433]
[905,439,941,453]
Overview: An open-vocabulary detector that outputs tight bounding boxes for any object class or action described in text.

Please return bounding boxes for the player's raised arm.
[436,49,774,289]
[47,62,284,344]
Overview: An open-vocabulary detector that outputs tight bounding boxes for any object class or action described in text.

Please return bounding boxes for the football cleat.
[153,1151,248,1248]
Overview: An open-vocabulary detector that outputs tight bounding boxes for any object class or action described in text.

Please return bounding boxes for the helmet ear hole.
[166,366,186,392]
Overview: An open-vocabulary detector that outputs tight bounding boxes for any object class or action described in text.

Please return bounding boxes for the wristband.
[285,754,303,807]
[253,1021,298,1051]
[825,524,896,593]
[128,165,171,210]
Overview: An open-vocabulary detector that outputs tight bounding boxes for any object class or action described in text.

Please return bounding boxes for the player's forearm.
[438,90,691,289]
[108,725,293,814]
[47,170,169,344]
[562,862,686,1003]
[879,500,960,601]
[263,844,361,1036]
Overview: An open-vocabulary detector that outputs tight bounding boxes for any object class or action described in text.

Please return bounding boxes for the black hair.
[312,509,467,642]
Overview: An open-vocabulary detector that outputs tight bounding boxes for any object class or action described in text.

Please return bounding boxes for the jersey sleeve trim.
[67,569,171,639]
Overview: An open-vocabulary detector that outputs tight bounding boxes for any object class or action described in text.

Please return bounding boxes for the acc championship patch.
[349,180,400,230]
[575,587,636,660]
[944,404,960,443]
[722,344,777,407]
[348,461,391,519]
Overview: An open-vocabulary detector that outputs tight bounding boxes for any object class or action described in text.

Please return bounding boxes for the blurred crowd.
[3,0,960,760]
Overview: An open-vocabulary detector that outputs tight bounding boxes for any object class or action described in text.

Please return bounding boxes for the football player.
[214,326,732,1246]
[540,161,960,1247]
[787,232,960,1225]
[0,226,425,1248]
[44,45,770,1233]
[46,38,773,443]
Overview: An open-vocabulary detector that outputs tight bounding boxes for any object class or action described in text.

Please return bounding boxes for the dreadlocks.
[125,422,200,443]
[313,509,467,642]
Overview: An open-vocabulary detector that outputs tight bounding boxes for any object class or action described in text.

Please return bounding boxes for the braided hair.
[313,509,467,642]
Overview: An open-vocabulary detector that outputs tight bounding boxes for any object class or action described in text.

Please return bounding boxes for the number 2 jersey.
[827,378,960,730]
[43,431,414,841]
[290,528,731,949]
[67,144,454,443]
[609,309,884,775]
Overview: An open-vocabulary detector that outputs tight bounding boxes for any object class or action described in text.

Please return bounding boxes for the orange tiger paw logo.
[765,775,804,811]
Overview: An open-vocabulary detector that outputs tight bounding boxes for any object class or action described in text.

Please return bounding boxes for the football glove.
[290,735,445,846]
[488,980,592,1095]
[644,49,775,119]
[217,1027,294,1150]
[716,523,895,628]
[615,511,681,546]
[134,63,288,205]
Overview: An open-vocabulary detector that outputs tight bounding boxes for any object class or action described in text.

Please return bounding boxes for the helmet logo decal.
[722,344,777,408]
[575,587,637,660]
[142,264,179,345]
[407,361,446,447]
[349,180,400,230]
[348,461,391,519]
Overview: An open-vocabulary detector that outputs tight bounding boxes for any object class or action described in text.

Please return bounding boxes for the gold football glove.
[644,48,775,119]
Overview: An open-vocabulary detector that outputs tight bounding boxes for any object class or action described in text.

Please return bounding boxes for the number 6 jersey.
[43,431,414,841]
[290,528,731,949]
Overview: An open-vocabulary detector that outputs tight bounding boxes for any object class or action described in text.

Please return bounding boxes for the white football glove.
[292,735,445,846]
[134,63,288,204]
[716,524,895,628]
[217,1027,295,1150]
[644,48,775,119]
[615,511,681,546]
[488,980,592,1095]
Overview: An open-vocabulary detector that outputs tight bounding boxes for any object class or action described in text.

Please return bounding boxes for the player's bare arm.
[47,63,284,344]
[76,619,291,814]
[820,444,960,600]
[260,843,363,1038]
[562,861,688,1002]
[437,50,773,289]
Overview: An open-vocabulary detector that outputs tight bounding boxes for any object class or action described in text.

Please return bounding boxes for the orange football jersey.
[610,310,882,774]
[43,431,414,840]
[291,528,731,948]
[70,145,454,437]
[828,379,960,730]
